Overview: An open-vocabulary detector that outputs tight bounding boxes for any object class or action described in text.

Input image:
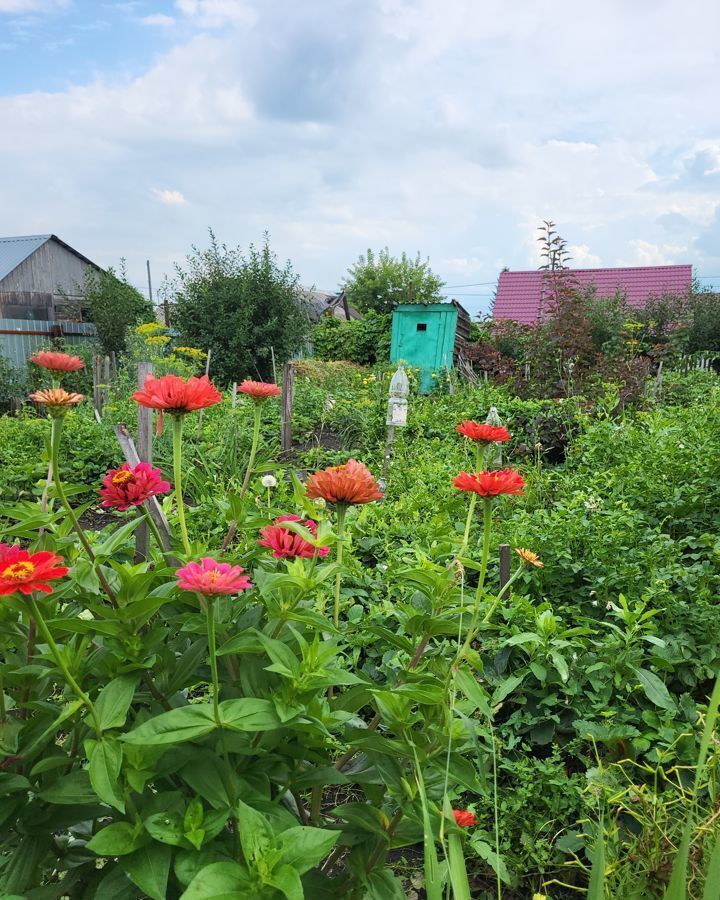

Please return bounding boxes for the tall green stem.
[333,504,347,628]
[141,508,166,555]
[456,498,493,665]
[171,414,191,555]
[222,403,262,551]
[205,596,221,724]
[50,417,118,608]
[29,596,102,737]
[458,494,477,558]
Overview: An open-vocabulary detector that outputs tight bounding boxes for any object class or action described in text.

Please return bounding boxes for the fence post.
[92,355,102,422]
[499,543,511,600]
[134,361,154,561]
[281,362,294,453]
[103,355,111,409]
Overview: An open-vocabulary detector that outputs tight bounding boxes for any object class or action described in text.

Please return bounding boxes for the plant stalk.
[171,414,191,555]
[222,402,262,551]
[333,503,347,628]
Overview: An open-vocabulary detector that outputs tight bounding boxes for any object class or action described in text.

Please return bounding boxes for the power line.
[443,281,497,288]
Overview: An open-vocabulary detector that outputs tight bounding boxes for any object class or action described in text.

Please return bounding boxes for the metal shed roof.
[0,235,52,282]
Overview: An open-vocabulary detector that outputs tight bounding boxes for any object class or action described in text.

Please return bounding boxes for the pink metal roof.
[493,265,693,324]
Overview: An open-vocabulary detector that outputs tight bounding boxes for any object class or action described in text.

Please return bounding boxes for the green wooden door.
[390,304,458,392]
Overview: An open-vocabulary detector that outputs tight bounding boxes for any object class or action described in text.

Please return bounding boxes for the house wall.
[0,239,94,321]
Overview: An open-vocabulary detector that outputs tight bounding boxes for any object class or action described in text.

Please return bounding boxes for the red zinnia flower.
[132,374,222,414]
[453,809,478,828]
[0,546,68,596]
[457,421,511,443]
[100,462,171,511]
[452,469,526,497]
[305,459,383,506]
[258,514,330,559]
[29,351,85,374]
[239,379,281,401]
[176,557,252,596]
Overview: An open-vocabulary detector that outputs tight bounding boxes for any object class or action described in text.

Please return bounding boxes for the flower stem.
[222,403,262,551]
[171,414,191,555]
[456,498,493,665]
[142,508,167,555]
[205,595,221,725]
[50,417,118,608]
[333,504,347,629]
[29,596,102,737]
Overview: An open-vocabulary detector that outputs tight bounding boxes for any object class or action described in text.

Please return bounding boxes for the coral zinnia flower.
[29,350,85,374]
[238,379,281,401]
[100,462,171,511]
[0,546,68,596]
[176,557,252,596]
[258,514,330,559]
[515,547,544,568]
[457,421,511,443]
[453,809,478,828]
[29,388,84,417]
[305,459,383,506]
[132,374,222,414]
[452,469,526,497]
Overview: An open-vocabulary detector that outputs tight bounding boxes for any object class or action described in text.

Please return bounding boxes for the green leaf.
[87,737,125,811]
[145,812,189,848]
[267,864,303,900]
[95,674,139,730]
[587,817,606,900]
[93,516,144,557]
[470,837,510,885]
[491,674,525,705]
[218,698,281,732]
[702,833,720,900]
[548,649,569,683]
[87,821,147,856]
[278,826,339,875]
[179,861,250,899]
[122,704,216,745]
[444,798,471,900]
[38,770,97,805]
[455,667,493,718]
[634,667,677,712]
[236,799,274,864]
[363,868,406,900]
[332,803,388,837]
[121,842,172,900]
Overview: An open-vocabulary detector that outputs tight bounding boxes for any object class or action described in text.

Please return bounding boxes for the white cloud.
[175,0,255,28]
[141,13,176,26]
[623,240,689,267]
[153,189,188,205]
[569,244,601,267]
[0,0,68,10]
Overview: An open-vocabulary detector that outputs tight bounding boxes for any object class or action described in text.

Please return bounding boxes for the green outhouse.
[390,302,468,393]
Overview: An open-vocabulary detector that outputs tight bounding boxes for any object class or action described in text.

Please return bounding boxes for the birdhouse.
[390,302,469,393]
[386,364,409,426]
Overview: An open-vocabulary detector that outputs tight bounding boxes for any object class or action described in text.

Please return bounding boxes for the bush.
[311,311,391,365]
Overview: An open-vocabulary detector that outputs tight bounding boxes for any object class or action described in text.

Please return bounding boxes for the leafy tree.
[82,262,154,354]
[311,311,391,365]
[172,231,307,386]
[342,248,444,315]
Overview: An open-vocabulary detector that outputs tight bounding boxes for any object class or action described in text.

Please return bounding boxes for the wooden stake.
[270,346,277,384]
[281,362,294,453]
[134,361,154,561]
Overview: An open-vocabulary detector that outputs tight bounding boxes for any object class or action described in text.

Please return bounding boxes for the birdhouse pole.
[485,405,503,466]
[380,364,410,487]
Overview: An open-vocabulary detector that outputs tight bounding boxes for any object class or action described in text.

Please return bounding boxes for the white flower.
[261,475,277,489]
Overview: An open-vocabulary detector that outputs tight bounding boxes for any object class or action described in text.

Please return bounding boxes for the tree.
[82,262,154,354]
[172,231,307,386]
[342,248,445,315]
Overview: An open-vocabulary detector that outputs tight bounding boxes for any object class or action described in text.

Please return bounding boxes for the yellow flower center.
[3,561,35,581]
[208,570,221,583]
[111,470,134,486]
[328,464,347,472]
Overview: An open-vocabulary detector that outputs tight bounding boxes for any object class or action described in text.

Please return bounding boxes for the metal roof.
[0,234,52,282]
[493,265,693,324]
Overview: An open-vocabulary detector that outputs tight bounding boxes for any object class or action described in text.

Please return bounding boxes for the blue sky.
[1,0,719,317]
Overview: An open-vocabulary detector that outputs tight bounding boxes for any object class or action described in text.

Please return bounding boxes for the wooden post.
[195,349,213,439]
[92,355,102,422]
[281,362,294,453]
[134,362,154,561]
[381,424,395,482]
[499,543,511,600]
[270,346,277,384]
[103,355,111,408]
[231,382,238,408]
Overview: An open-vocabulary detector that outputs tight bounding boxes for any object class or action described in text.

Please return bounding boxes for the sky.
[1,0,719,318]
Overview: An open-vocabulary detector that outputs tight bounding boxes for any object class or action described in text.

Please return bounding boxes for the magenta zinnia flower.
[100,462,171,511]
[258,514,330,559]
[175,557,252,596]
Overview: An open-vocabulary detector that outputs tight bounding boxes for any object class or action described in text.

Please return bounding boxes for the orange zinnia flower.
[515,548,544,568]
[239,379,281,401]
[29,350,85,374]
[452,809,478,827]
[0,546,68,596]
[452,468,526,497]
[305,459,383,506]
[456,421,511,443]
[132,374,222,414]
[29,388,84,417]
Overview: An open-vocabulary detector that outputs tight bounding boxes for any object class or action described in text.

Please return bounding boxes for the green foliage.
[0,353,25,410]
[172,230,308,386]
[81,262,154,354]
[311,311,391,365]
[343,247,445,314]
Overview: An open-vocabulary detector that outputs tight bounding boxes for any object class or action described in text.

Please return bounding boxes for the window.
[416,323,427,332]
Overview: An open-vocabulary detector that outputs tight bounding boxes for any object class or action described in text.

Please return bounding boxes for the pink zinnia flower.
[238,380,281,401]
[100,462,171,511]
[29,351,85,374]
[258,514,330,559]
[175,558,252,596]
